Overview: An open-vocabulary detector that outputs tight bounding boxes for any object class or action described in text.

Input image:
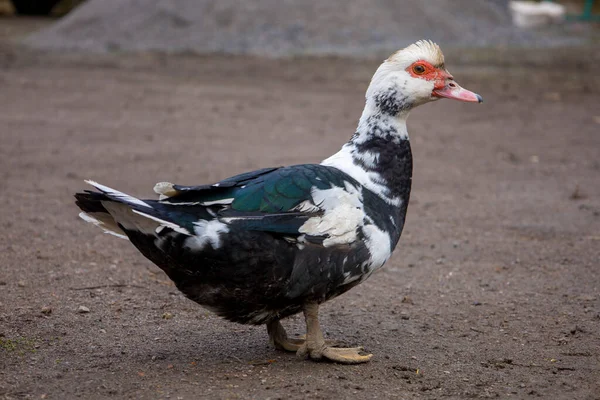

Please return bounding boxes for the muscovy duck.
[75,40,481,364]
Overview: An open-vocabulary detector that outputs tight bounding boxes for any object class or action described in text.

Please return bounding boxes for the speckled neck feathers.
[322,94,413,208]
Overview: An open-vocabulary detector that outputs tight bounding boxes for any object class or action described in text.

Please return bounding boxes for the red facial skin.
[406,60,452,90]
[406,60,483,103]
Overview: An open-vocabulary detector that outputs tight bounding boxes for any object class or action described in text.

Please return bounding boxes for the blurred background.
[1,1,599,399]
[1,0,599,55]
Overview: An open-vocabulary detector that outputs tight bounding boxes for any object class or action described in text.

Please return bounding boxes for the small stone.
[472,301,482,306]
[41,306,52,315]
[162,312,173,320]
[77,306,90,313]
[18,281,26,287]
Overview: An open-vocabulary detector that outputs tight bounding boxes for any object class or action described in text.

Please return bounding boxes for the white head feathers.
[364,40,446,112]
[387,40,445,69]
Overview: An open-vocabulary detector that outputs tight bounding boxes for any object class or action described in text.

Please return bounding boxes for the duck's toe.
[321,346,373,364]
[297,343,372,364]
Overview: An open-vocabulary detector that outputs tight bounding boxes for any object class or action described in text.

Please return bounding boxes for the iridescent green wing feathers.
[162,164,356,235]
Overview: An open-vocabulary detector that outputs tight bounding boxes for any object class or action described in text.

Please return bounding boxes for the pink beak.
[433,81,482,103]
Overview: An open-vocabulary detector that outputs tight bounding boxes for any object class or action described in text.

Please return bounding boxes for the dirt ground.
[1,19,599,400]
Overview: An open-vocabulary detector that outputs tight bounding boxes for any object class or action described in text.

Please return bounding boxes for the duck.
[75,40,482,364]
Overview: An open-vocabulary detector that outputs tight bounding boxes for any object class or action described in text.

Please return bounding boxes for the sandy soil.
[1,21,600,400]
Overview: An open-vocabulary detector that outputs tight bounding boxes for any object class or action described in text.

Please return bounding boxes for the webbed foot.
[295,303,373,364]
[297,344,373,364]
[267,320,342,352]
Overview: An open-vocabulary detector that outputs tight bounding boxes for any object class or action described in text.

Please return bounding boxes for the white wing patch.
[293,200,320,213]
[184,220,230,251]
[295,181,394,279]
[299,183,364,247]
[85,180,152,208]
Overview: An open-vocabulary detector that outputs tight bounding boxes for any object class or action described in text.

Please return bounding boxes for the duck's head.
[367,40,482,115]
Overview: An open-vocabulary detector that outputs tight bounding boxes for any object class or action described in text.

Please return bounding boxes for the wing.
[159,164,363,241]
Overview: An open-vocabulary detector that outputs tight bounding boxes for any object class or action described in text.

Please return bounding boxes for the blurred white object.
[510,1,566,28]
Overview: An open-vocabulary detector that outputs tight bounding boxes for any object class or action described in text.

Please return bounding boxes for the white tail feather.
[79,212,128,240]
[85,180,152,208]
[81,180,191,238]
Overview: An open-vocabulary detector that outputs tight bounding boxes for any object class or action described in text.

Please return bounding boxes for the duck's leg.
[266,319,345,352]
[267,320,305,352]
[296,302,372,364]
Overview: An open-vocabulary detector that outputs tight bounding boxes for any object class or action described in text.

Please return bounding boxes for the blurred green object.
[572,0,600,20]
[550,0,600,21]
[10,0,61,15]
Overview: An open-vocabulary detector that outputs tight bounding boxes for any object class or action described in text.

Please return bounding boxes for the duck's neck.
[321,101,413,207]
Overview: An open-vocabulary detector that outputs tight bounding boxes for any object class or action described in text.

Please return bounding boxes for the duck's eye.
[413,64,426,75]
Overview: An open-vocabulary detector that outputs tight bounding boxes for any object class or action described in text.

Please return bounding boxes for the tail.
[75,180,192,240]
[75,188,129,239]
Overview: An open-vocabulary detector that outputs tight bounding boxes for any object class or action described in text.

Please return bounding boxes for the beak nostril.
[448,82,456,88]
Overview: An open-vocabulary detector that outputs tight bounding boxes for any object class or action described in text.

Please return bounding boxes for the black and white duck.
[75,40,482,364]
